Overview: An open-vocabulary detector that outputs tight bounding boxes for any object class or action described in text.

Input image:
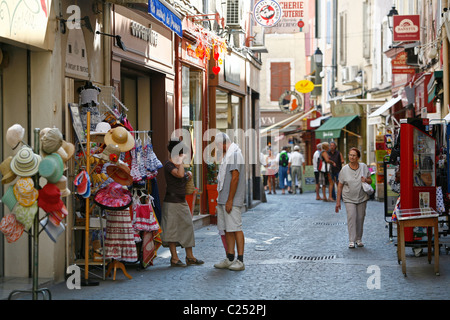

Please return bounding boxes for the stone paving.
[10,191,450,301]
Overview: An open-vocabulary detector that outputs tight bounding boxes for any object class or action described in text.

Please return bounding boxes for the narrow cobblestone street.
[42,191,450,302]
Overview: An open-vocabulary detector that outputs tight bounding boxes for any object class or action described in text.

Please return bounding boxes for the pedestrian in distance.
[319,142,336,202]
[265,148,277,194]
[214,132,246,271]
[289,145,305,194]
[313,143,322,200]
[161,138,204,267]
[328,141,345,200]
[335,147,372,249]
[278,146,292,194]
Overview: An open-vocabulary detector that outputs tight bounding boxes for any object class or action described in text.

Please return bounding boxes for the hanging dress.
[104,209,138,262]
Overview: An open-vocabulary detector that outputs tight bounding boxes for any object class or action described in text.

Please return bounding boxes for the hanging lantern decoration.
[212,44,221,75]
[195,42,206,60]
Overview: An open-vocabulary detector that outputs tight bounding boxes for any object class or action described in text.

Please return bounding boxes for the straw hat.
[0,214,24,243]
[93,144,121,163]
[38,153,64,184]
[56,175,71,197]
[41,128,63,154]
[106,162,133,186]
[0,156,17,184]
[13,177,39,207]
[104,127,135,152]
[6,124,25,150]
[10,146,41,177]
[38,183,63,213]
[14,202,38,231]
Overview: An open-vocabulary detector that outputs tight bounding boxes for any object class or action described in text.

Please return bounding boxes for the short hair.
[215,132,231,146]
[317,143,322,150]
[167,139,186,155]
[330,141,337,146]
[349,147,361,158]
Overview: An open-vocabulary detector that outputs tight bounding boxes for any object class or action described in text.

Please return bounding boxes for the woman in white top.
[335,147,372,249]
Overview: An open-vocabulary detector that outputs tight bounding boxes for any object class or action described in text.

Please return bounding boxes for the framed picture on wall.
[69,103,86,144]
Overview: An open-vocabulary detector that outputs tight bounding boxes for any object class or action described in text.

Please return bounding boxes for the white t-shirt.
[289,151,305,167]
[313,150,320,172]
[338,163,371,204]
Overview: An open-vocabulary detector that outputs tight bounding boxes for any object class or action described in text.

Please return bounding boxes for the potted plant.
[206,163,219,215]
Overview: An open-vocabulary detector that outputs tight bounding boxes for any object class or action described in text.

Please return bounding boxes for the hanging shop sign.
[391,51,416,75]
[148,0,182,38]
[253,0,283,28]
[278,90,303,114]
[65,28,89,80]
[0,0,54,50]
[295,80,314,93]
[264,0,309,34]
[414,73,435,115]
[393,15,420,42]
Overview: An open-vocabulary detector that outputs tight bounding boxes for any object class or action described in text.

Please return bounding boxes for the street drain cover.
[290,255,337,261]
[313,222,347,226]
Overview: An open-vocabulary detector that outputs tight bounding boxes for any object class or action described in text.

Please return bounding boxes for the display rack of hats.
[0,124,74,300]
[71,84,163,281]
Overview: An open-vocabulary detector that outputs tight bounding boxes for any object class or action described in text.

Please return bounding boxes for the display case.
[400,121,437,242]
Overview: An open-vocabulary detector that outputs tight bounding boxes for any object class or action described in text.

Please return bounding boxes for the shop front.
[175,20,209,215]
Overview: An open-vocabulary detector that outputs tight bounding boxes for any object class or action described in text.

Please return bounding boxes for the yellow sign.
[295,80,315,93]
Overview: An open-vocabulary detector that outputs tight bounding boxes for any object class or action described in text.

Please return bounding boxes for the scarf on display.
[217,143,242,192]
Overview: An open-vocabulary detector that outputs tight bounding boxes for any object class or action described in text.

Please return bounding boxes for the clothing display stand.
[8,128,52,300]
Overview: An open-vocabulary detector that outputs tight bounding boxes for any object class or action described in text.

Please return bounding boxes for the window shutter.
[270,62,291,101]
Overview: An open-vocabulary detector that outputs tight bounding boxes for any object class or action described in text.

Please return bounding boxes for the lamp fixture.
[96,31,126,51]
[314,47,323,66]
[387,6,399,31]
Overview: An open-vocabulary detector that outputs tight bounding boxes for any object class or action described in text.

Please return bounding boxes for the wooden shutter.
[270,62,291,101]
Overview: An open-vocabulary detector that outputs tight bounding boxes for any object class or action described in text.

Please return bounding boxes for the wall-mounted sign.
[130,21,158,46]
[65,28,89,79]
[393,15,420,42]
[148,0,182,37]
[264,0,309,34]
[391,51,416,74]
[278,90,303,114]
[253,0,282,27]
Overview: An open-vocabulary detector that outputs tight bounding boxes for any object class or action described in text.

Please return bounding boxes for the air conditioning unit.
[342,66,359,85]
[226,0,241,27]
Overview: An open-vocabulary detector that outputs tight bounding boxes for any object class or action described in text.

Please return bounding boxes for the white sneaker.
[214,258,233,269]
[228,259,245,271]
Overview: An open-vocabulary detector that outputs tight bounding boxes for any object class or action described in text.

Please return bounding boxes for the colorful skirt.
[104,210,138,262]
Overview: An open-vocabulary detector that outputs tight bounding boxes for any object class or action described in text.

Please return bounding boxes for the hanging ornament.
[218,59,223,65]
[212,60,220,75]
[196,42,206,60]
[213,45,220,61]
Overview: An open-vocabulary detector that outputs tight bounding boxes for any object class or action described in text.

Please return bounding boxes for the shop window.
[181,66,203,194]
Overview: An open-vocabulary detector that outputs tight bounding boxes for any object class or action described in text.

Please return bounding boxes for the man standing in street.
[289,145,305,194]
[328,141,344,200]
[278,146,291,194]
[313,143,322,200]
[214,132,246,271]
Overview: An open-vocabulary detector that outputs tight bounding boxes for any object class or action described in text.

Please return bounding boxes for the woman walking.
[161,139,204,267]
[265,148,277,194]
[319,142,335,202]
[335,147,372,249]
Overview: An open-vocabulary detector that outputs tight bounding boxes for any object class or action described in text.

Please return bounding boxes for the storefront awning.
[368,96,402,118]
[148,0,183,37]
[310,115,331,128]
[315,115,359,139]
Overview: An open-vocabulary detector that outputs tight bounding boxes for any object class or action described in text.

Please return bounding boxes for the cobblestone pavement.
[43,192,450,301]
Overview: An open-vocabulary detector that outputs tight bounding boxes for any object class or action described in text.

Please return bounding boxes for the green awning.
[315,115,359,139]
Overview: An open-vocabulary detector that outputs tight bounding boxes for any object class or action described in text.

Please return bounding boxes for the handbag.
[362,182,374,195]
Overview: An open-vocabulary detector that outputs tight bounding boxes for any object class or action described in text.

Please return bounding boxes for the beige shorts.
[217,205,243,233]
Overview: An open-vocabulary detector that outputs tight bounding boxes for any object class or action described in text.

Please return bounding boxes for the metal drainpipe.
[103,2,111,86]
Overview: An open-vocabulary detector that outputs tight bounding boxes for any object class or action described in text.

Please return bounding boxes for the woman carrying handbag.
[335,148,372,249]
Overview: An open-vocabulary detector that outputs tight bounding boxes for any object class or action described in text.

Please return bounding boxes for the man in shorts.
[213,132,246,271]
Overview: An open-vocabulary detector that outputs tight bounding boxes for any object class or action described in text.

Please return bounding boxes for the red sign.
[391,52,416,74]
[393,15,420,42]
